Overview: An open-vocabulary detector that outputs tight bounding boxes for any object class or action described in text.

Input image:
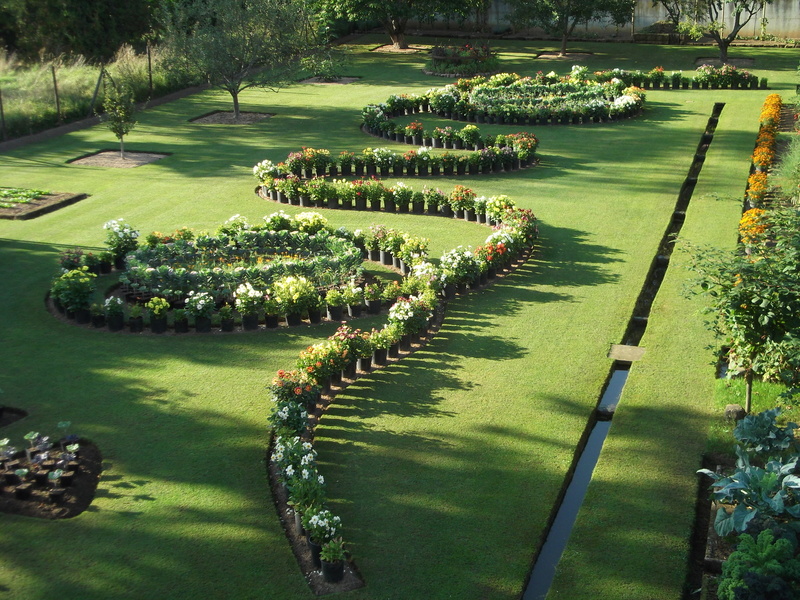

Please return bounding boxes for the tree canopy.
[506,0,635,56]
[687,207,800,413]
[0,0,151,60]
[160,0,321,119]
[678,0,773,63]
[320,0,478,49]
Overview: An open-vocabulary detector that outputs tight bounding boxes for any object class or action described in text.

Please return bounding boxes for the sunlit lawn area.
[0,36,797,599]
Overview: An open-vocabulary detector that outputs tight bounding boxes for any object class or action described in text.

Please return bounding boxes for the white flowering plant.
[234,282,263,315]
[302,508,342,544]
[440,246,481,285]
[268,399,308,436]
[388,294,433,335]
[184,290,215,318]
[103,218,139,258]
[253,159,282,182]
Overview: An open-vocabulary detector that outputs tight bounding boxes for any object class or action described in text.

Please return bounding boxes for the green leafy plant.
[145,297,170,318]
[301,508,341,545]
[50,267,97,311]
[320,538,346,562]
[698,447,800,536]
[716,530,800,600]
[734,408,799,460]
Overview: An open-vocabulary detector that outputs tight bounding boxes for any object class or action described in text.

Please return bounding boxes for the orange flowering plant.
[270,369,321,405]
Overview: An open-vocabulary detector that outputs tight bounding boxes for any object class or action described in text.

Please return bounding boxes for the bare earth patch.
[694,57,755,67]
[299,76,360,85]
[190,111,274,125]
[0,192,88,220]
[537,52,594,60]
[371,44,430,54]
[69,151,167,168]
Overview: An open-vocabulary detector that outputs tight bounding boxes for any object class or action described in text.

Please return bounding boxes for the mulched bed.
[68,150,168,168]
[189,111,274,125]
[0,439,102,519]
[0,192,88,220]
[299,77,360,85]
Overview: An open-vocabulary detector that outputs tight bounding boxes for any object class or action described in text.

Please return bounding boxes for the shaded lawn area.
[0,36,795,599]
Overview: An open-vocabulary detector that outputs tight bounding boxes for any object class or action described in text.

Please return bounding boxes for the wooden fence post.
[51,65,62,124]
[0,87,7,141]
[88,66,105,118]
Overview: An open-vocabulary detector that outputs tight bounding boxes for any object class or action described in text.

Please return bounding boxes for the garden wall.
[421,0,800,40]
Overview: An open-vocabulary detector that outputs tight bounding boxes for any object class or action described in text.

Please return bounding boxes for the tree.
[507,0,635,57]
[160,0,320,120]
[678,0,773,63]
[687,208,800,413]
[101,73,137,159]
[321,0,477,50]
[652,0,690,29]
[0,0,151,61]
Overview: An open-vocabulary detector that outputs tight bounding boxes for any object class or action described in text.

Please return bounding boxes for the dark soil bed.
[0,439,102,519]
[0,406,28,427]
[0,192,87,220]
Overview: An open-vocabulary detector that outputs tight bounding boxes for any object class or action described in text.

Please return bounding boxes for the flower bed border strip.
[267,245,534,594]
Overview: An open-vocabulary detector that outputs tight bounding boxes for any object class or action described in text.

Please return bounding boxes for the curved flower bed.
[362,68,646,128]
[121,223,362,304]
[266,198,538,584]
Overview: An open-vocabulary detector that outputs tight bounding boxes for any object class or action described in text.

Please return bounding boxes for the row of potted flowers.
[746,94,782,207]
[255,142,537,183]
[265,196,538,578]
[256,176,519,219]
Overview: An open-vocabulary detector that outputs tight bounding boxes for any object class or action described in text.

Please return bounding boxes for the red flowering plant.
[331,324,373,359]
[270,369,321,405]
[404,121,425,136]
[474,242,508,269]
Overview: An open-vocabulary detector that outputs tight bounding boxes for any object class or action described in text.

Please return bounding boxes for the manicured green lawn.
[0,36,796,599]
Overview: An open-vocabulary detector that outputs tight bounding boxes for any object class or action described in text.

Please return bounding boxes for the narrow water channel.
[522,103,724,599]
[523,366,629,600]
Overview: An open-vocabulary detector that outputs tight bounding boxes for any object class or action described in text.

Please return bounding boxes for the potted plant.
[219,304,235,332]
[103,218,139,269]
[173,308,189,333]
[392,182,413,214]
[423,187,445,216]
[185,291,215,332]
[301,509,342,568]
[51,266,97,321]
[146,296,170,334]
[459,124,482,150]
[325,288,346,321]
[263,294,281,329]
[128,304,144,333]
[273,275,318,325]
[320,538,346,583]
[90,302,105,328]
[104,296,125,331]
[338,151,354,176]
[235,282,263,330]
[341,283,364,318]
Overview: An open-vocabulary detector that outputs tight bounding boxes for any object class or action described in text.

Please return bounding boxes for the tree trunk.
[389,31,407,50]
[232,90,240,121]
[717,39,730,64]
[744,369,753,414]
[119,136,125,160]
[559,35,568,57]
